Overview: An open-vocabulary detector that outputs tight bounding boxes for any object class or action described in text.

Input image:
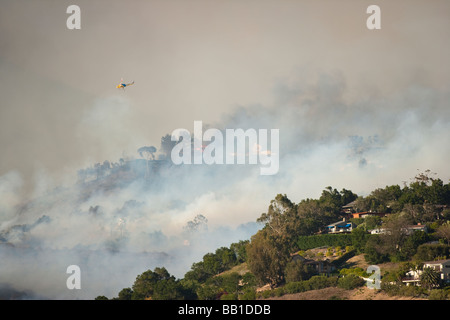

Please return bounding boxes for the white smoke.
[1,72,449,299]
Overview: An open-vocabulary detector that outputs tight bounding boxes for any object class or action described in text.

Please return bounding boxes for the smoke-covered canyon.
[1,72,449,299]
[1,0,449,299]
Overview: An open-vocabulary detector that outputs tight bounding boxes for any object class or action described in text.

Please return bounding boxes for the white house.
[369,224,427,235]
[402,259,450,286]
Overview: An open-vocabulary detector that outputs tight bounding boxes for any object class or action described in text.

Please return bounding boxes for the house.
[342,200,358,214]
[326,219,354,234]
[369,228,387,235]
[369,223,427,235]
[350,212,386,219]
[292,254,336,274]
[402,259,450,286]
[404,224,428,235]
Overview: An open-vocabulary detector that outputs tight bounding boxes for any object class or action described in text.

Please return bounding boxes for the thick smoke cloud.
[1,71,449,299]
[1,0,449,299]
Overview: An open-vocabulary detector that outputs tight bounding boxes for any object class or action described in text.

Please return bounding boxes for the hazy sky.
[1,0,450,299]
[1,0,449,191]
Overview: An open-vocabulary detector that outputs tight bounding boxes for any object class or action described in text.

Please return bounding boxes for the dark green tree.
[177,279,199,300]
[215,247,237,270]
[337,274,365,290]
[364,215,382,231]
[284,259,314,283]
[351,228,368,253]
[401,231,429,259]
[364,235,389,264]
[131,267,173,300]
[420,267,441,290]
[202,252,222,276]
[117,287,133,300]
[230,240,249,263]
[184,261,210,283]
[339,188,358,207]
[414,243,450,261]
[196,283,221,300]
[246,229,290,288]
[220,272,242,295]
[153,277,183,300]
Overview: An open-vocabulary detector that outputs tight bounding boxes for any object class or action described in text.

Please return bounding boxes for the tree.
[378,214,411,260]
[131,267,173,300]
[401,231,429,259]
[214,247,237,270]
[117,287,133,300]
[177,279,199,300]
[138,145,157,160]
[414,243,450,261]
[160,134,178,160]
[364,215,382,231]
[319,186,342,213]
[337,274,365,290]
[351,228,368,253]
[241,272,258,289]
[184,246,237,283]
[230,240,249,263]
[137,145,157,178]
[413,169,436,186]
[257,194,295,238]
[420,267,441,290]
[184,261,210,283]
[428,289,448,300]
[402,203,425,223]
[422,203,441,222]
[444,209,450,221]
[295,199,325,234]
[246,229,290,288]
[202,252,222,276]
[184,214,208,234]
[319,186,357,215]
[196,283,221,300]
[284,259,313,283]
[339,188,358,207]
[153,276,183,300]
[220,272,242,295]
[436,222,450,245]
[364,235,389,264]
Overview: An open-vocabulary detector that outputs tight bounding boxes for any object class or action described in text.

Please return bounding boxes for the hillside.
[96,173,450,300]
[266,286,425,300]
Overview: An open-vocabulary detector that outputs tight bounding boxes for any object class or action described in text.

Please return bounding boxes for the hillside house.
[292,254,336,275]
[326,219,354,234]
[342,200,358,214]
[402,259,450,286]
[350,212,387,219]
[369,223,427,235]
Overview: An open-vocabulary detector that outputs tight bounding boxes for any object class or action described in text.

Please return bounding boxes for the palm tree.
[420,267,441,290]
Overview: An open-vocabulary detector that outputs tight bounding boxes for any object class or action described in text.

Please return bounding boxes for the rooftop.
[342,200,358,208]
[423,259,450,265]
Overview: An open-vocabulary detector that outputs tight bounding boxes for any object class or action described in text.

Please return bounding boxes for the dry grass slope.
[266,286,426,300]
